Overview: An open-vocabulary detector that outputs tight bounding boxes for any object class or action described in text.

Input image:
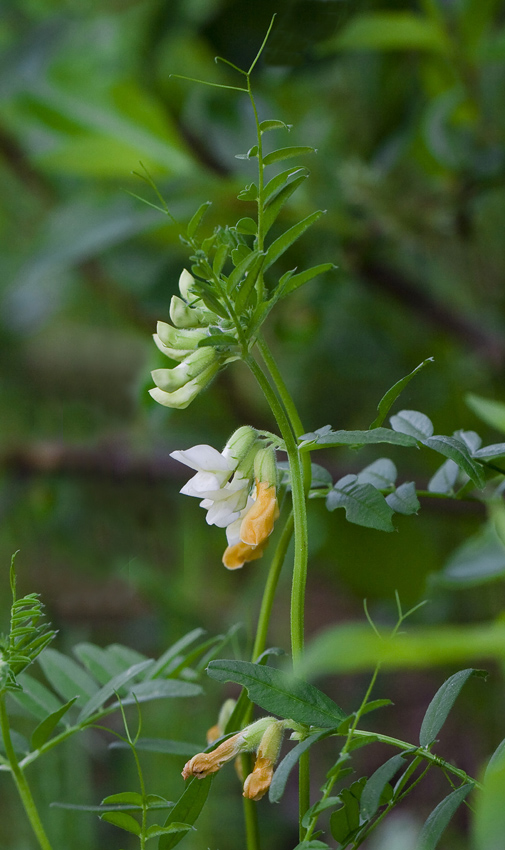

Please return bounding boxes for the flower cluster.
[171,428,279,569]
[182,716,285,801]
[149,270,238,409]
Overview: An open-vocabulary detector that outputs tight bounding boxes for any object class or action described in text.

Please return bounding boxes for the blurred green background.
[1,0,505,847]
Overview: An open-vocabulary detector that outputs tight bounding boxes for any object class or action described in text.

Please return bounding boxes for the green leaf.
[146,823,193,839]
[326,476,395,532]
[301,797,342,829]
[77,659,154,723]
[370,359,434,428]
[299,427,418,451]
[330,778,366,844]
[473,443,505,460]
[158,776,212,850]
[277,263,335,299]
[270,731,330,803]
[227,249,262,294]
[234,253,266,313]
[428,459,460,494]
[12,673,63,720]
[212,243,229,276]
[390,410,434,440]
[438,525,505,587]
[31,696,78,750]
[474,744,505,850]
[122,679,202,705]
[262,167,309,206]
[237,182,258,201]
[263,146,316,166]
[147,628,206,679]
[416,784,473,850]
[466,393,505,434]
[73,643,129,685]
[292,842,330,850]
[186,202,211,239]
[109,738,200,756]
[357,458,397,488]
[102,792,144,806]
[260,120,292,133]
[235,217,257,236]
[264,210,325,271]
[485,738,505,780]
[423,436,485,488]
[38,649,99,708]
[325,12,447,53]
[301,621,505,677]
[100,811,140,836]
[206,660,347,727]
[235,145,259,160]
[310,464,333,489]
[386,482,421,516]
[106,644,149,669]
[419,669,485,748]
[263,174,309,236]
[360,754,406,819]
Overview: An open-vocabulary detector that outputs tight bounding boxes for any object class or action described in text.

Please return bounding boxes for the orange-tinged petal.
[242,756,274,801]
[240,481,279,547]
[182,733,243,780]
[222,539,268,570]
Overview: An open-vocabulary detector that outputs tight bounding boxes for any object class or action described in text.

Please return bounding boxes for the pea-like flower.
[182,717,284,802]
[170,432,279,569]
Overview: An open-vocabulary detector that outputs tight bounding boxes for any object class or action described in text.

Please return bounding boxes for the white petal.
[171,445,233,474]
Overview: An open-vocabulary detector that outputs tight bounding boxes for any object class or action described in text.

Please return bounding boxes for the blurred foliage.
[1,0,505,847]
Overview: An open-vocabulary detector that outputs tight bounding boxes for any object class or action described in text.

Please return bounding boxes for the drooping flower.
[182,717,284,802]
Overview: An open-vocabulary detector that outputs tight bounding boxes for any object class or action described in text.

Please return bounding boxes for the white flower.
[171,445,236,497]
[200,473,252,528]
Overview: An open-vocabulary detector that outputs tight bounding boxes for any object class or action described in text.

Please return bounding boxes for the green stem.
[0,693,54,850]
[246,354,308,669]
[252,512,295,661]
[246,352,310,835]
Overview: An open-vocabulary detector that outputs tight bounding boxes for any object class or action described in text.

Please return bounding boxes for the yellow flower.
[243,720,284,801]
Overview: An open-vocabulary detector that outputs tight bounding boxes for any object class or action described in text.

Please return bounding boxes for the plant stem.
[246,352,311,835]
[0,693,54,850]
[246,354,308,669]
[252,512,294,661]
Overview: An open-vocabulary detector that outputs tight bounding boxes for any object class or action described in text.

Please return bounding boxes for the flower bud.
[169,295,202,329]
[178,269,197,302]
[149,362,219,409]
[151,347,217,393]
[156,321,208,351]
[152,333,192,362]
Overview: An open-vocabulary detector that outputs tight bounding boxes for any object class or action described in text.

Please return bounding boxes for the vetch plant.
[3,17,505,850]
